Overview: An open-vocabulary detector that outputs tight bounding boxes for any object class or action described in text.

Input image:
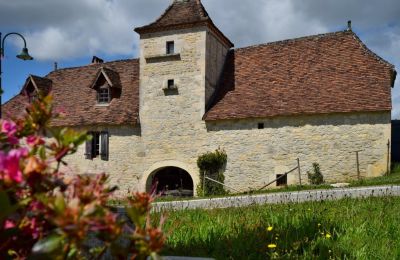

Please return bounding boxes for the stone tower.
[134,0,233,191]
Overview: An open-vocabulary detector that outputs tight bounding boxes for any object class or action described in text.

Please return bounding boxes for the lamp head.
[16,47,33,61]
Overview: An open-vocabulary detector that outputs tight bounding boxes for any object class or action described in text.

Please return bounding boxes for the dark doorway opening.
[150,167,194,197]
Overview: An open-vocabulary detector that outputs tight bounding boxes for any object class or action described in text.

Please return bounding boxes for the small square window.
[167,79,174,89]
[166,41,174,54]
[258,123,264,129]
[276,174,287,186]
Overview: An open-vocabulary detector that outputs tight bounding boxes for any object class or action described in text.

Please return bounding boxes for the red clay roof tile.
[3,59,139,126]
[204,31,396,121]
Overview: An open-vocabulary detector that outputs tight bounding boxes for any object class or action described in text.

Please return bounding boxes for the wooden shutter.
[85,132,93,159]
[100,131,109,161]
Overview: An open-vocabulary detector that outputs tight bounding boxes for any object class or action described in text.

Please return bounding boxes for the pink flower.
[4,219,15,229]
[26,135,45,147]
[0,148,28,183]
[1,120,18,145]
[1,120,17,135]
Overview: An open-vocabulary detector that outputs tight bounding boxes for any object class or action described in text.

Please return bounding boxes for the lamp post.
[0,32,33,118]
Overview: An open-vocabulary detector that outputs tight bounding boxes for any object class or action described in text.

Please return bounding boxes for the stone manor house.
[4,0,397,196]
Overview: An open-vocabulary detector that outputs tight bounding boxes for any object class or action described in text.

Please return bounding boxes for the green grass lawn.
[156,196,400,259]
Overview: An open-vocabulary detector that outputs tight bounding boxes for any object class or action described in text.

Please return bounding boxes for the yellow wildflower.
[267,226,273,232]
[326,233,332,239]
[268,244,277,249]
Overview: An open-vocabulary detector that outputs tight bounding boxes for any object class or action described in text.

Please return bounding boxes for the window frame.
[97,84,111,104]
[85,131,109,161]
[166,41,175,55]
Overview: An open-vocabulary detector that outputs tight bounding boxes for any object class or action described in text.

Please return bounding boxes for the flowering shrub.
[0,95,164,259]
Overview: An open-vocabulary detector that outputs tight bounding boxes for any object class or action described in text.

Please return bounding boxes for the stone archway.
[139,160,199,196]
[147,167,194,197]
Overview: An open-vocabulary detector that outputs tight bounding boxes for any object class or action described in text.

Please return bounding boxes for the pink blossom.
[0,148,28,183]
[4,219,16,229]
[1,120,17,135]
[26,135,44,147]
[1,120,18,145]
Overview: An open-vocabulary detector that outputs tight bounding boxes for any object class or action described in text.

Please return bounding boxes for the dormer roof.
[91,67,121,89]
[134,0,233,48]
[20,75,52,95]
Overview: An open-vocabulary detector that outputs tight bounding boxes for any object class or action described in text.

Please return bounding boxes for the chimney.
[91,56,104,64]
[54,62,58,71]
[347,20,352,31]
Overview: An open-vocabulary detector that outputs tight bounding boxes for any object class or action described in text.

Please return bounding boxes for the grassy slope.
[157,196,400,259]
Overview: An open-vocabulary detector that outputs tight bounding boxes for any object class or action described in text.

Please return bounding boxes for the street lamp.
[0,32,33,118]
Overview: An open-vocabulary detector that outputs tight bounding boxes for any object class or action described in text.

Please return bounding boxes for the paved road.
[151,185,400,212]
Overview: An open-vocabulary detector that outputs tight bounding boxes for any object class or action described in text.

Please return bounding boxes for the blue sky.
[1,0,399,116]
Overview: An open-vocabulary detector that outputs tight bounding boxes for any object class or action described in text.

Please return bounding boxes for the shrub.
[0,95,164,259]
[307,163,324,185]
[197,148,227,196]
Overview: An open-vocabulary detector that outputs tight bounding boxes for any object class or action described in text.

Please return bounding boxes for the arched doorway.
[147,167,194,197]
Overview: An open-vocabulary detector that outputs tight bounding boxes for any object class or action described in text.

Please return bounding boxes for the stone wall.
[63,111,391,196]
[206,112,391,191]
[63,125,143,196]
[205,30,230,106]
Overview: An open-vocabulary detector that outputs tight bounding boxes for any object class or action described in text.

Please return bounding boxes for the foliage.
[307,163,324,185]
[196,148,227,196]
[156,196,400,259]
[0,95,164,259]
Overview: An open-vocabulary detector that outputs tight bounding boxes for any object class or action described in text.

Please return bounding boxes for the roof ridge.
[235,30,350,52]
[45,58,138,77]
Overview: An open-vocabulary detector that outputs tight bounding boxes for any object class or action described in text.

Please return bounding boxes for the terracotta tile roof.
[3,59,139,126]
[134,0,233,48]
[204,30,396,121]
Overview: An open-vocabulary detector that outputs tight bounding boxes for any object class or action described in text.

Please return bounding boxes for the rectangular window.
[166,41,174,54]
[258,123,264,129]
[97,86,110,104]
[167,79,174,89]
[276,174,287,186]
[85,131,109,161]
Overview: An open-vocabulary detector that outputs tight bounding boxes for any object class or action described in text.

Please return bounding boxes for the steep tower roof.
[134,0,233,48]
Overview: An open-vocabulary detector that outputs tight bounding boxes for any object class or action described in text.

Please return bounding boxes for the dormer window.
[91,67,121,105]
[21,75,52,103]
[166,41,174,54]
[97,85,110,104]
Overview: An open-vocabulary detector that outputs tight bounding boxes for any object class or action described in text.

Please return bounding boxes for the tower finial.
[347,20,352,31]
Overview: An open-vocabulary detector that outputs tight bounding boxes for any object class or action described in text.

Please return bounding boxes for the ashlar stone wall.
[206,112,391,191]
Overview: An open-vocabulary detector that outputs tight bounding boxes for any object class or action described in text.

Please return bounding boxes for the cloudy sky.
[1,0,399,117]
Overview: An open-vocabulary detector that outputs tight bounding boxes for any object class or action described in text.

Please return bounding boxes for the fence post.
[356,151,360,180]
[387,139,391,175]
[297,158,302,186]
[203,171,206,197]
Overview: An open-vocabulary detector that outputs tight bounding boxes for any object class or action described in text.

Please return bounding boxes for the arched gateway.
[139,161,199,197]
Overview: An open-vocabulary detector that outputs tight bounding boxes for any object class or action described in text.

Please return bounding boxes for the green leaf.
[54,193,66,214]
[126,206,145,227]
[0,190,18,223]
[32,233,64,256]
[38,146,46,160]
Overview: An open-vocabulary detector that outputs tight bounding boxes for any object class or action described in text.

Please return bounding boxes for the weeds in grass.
[155,197,400,259]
